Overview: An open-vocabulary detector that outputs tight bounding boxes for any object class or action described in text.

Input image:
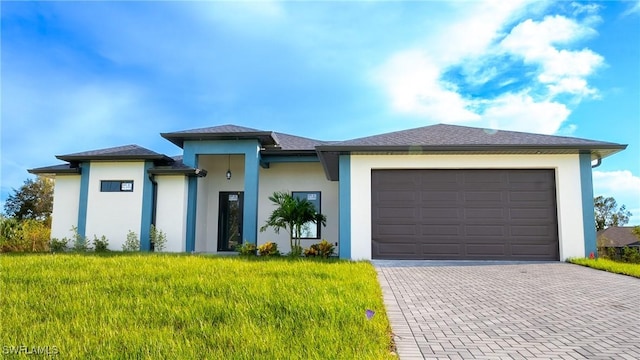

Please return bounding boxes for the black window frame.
[100,180,134,192]
[292,191,321,239]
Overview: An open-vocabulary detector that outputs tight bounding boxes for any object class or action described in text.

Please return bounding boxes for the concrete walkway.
[375,261,640,360]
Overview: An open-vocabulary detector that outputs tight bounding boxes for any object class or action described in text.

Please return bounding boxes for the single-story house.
[29,123,626,261]
[597,226,640,249]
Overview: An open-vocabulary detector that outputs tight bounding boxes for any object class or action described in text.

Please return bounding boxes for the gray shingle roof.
[28,163,80,175]
[597,227,640,247]
[316,123,627,181]
[161,124,330,151]
[323,124,624,148]
[147,155,203,176]
[56,145,172,162]
[161,124,278,148]
[167,124,264,134]
[271,132,330,151]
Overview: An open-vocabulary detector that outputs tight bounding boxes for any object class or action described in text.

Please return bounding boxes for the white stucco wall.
[258,162,339,254]
[50,175,81,240]
[348,154,585,261]
[155,175,188,252]
[85,161,145,250]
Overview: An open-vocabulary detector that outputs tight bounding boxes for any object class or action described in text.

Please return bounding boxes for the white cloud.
[373,2,607,135]
[593,170,640,194]
[622,0,640,17]
[481,92,570,134]
[499,15,603,97]
[593,170,640,226]
[375,50,481,123]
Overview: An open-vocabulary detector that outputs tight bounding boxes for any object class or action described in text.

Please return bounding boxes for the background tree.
[3,177,53,225]
[594,195,632,231]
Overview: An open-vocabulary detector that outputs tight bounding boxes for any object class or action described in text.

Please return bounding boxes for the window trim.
[292,191,321,239]
[100,180,134,192]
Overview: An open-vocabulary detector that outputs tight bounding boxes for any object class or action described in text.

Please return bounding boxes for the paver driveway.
[375,261,640,360]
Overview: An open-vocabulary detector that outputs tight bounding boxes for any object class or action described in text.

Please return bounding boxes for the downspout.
[148,174,158,251]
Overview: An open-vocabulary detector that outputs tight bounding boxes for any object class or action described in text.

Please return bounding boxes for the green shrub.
[92,235,110,252]
[150,225,167,252]
[0,218,50,253]
[258,241,280,257]
[122,231,139,252]
[70,226,91,252]
[304,239,335,258]
[50,238,69,253]
[235,242,257,256]
[621,246,640,264]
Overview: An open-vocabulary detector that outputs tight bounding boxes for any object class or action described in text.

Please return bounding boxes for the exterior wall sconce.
[226,155,232,180]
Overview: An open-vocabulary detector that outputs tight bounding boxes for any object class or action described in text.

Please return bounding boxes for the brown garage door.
[371,169,559,260]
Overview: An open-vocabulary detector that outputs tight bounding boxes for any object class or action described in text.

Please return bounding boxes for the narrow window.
[100,180,134,192]
[292,191,321,239]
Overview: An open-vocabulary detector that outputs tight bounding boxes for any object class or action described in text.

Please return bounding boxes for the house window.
[100,180,134,192]
[292,191,321,239]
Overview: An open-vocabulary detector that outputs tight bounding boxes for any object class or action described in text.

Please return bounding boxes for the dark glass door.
[217,192,243,251]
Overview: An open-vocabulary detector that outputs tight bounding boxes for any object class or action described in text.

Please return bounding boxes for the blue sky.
[2,1,639,224]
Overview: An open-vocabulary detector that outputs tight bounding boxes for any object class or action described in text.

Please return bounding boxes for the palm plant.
[260,191,327,255]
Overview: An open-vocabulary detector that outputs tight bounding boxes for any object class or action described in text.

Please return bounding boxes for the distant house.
[597,227,640,248]
[29,123,626,261]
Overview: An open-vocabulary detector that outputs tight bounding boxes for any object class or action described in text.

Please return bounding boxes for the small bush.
[93,235,110,252]
[70,226,91,252]
[50,238,69,252]
[235,242,257,256]
[258,242,280,257]
[621,246,640,264]
[150,225,167,252]
[122,230,139,252]
[304,239,335,258]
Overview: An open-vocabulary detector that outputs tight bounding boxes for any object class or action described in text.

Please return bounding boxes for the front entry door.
[218,192,244,252]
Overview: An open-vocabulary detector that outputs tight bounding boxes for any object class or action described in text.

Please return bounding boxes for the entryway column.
[243,144,260,246]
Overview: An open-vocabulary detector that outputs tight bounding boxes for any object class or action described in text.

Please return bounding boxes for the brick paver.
[375,261,640,360]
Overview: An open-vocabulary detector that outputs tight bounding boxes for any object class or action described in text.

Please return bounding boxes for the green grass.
[568,257,640,278]
[1,254,396,359]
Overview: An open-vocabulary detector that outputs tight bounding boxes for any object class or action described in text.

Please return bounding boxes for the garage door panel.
[421,191,460,201]
[376,207,417,219]
[464,208,505,219]
[421,225,461,235]
[464,191,504,202]
[372,169,559,260]
[510,208,554,219]
[375,242,417,255]
[511,225,554,236]
[465,225,506,236]
[510,191,554,202]
[466,244,506,256]
[376,190,417,202]
[376,224,418,236]
[421,244,461,255]
[511,244,557,257]
[421,208,461,219]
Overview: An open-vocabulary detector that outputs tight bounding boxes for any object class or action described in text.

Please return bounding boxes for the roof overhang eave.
[161,131,279,149]
[315,144,628,181]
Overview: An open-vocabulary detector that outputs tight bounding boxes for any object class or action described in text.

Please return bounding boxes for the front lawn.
[1,254,395,359]
[568,257,640,278]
